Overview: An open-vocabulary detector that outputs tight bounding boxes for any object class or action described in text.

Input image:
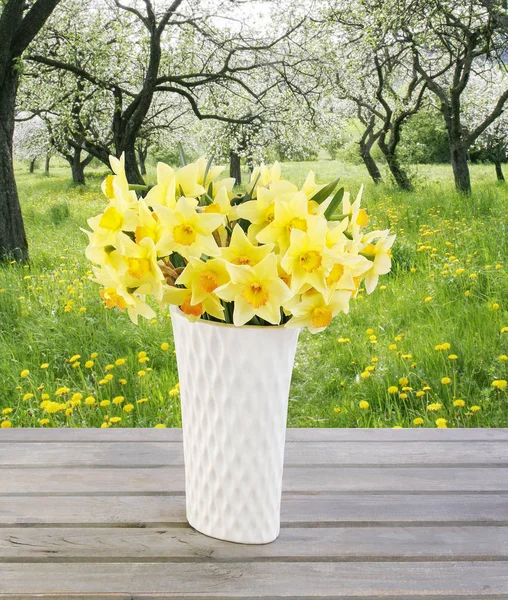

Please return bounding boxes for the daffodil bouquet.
[84,154,394,332]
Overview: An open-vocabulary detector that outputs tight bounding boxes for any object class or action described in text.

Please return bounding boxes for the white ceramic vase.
[171,307,300,544]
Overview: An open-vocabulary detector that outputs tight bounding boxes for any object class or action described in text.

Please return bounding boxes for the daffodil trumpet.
[85,154,394,332]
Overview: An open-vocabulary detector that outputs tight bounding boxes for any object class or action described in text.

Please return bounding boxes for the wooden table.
[0,428,507,599]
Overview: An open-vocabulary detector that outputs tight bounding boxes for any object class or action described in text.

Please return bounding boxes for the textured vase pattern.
[171,308,300,544]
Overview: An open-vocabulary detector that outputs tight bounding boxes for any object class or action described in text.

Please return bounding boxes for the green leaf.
[324,187,345,220]
[203,155,214,188]
[309,178,340,205]
[177,142,187,167]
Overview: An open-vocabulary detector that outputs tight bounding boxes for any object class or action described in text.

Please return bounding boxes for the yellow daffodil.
[256,191,311,252]
[246,162,282,197]
[162,286,224,322]
[359,230,396,294]
[175,162,206,198]
[285,289,351,333]
[115,234,165,300]
[154,197,223,259]
[220,224,273,267]
[280,220,332,297]
[176,257,230,305]
[215,254,293,326]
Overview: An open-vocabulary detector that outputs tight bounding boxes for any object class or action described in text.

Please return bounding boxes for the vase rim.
[170,306,299,332]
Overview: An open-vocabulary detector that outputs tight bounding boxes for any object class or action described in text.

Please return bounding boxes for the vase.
[170,306,300,544]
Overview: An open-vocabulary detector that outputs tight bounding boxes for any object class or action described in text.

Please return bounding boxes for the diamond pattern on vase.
[171,307,300,544]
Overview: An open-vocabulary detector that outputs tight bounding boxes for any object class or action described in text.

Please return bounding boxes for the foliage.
[399,107,450,164]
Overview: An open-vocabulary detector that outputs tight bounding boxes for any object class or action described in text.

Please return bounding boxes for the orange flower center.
[299,250,322,273]
[233,255,253,266]
[242,282,269,308]
[326,263,344,285]
[135,225,157,244]
[173,224,196,246]
[311,306,332,329]
[199,270,219,294]
[100,288,127,311]
[126,257,150,279]
[181,296,203,317]
[356,208,369,227]
[99,206,123,231]
[287,217,307,233]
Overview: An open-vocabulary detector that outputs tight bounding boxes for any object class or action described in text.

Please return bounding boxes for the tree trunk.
[137,147,147,176]
[45,154,51,175]
[494,160,505,182]
[70,149,85,185]
[450,139,471,194]
[229,150,241,185]
[383,150,413,191]
[0,67,28,262]
[359,144,383,184]
[123,146,144,185]
[29,158,35,173]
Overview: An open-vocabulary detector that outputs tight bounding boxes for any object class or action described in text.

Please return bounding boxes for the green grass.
[1,160,507,429]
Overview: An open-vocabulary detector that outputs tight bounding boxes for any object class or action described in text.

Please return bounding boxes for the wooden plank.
[0,466,507,495]
[2,440,508,468]
[1,493,507,527]
[1,526,507,561]
[1,428,507,443]
[1,561,508,597]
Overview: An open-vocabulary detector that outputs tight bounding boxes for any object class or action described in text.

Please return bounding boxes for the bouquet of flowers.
[84,154,394,332]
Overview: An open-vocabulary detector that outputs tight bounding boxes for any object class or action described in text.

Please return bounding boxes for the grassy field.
[0,160,507,429]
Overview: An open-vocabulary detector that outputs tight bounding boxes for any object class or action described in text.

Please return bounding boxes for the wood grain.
[1,440,508,467]
[1,428,507,442]
[1,561,508,597]
[1,526,507,561]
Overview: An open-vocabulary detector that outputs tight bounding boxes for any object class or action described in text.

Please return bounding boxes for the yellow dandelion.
[109,417,121,424]
[39,418,50,426]
[337,338,351,343]
[138,370,146,377]
[90,352,98,359]
[498,355,508,362]
[388,386,399,395]
[359,400,369,410]
[441,377,452,385]
[424,296,433,303]
[85,360,94,369]
[40,363,49,370]
[360,371,370,379]
[138,351,147,358]
[492,380,507,391]
[154,424,166,428]
[1,421,12,428]
[22,393,34,401]
[492,303,500,310]
[448,354,458,360]
[413,417,424,426]
[118,378,127,385]
[115,358,126,366]
[98,379,108,385]
[105,364,114,371]
[100,422,110,428]
[112,396,124,405]
[69,354,80,363]
[104,374,113,381]
[169,388,179,397]
[470,405,481,412]
[123,404,135,413]
[20,369,29,378]
[399,393,408,400]
[55,387,70,396]
[333,407,341,413]
[366,328,374,335]
[137,398,148,404]
[2,408,13,415]
[427,403,442,412]
[160,343,170,351]
[453,399,465,407]
[100,400,111,407]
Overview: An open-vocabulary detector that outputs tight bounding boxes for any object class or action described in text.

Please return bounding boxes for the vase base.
[187,516,279,545]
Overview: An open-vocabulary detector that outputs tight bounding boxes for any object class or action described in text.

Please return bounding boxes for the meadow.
[0,160,507,429]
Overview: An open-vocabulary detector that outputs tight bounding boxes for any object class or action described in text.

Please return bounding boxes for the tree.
[464,71,508,181]
[0,0,61,262]
[28,0,306,184]
[13,113,52,172]
[402,0,508,193]
[326,1,428,190]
